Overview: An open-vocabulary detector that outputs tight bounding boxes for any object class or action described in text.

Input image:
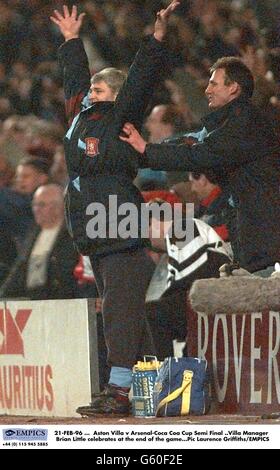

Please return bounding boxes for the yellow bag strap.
[156,370,193,416]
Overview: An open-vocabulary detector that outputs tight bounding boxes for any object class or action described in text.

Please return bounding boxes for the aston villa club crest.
[85,137,100,157]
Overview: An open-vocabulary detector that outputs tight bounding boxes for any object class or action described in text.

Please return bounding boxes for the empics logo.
[3,428,48,441]
[0,308,32,356]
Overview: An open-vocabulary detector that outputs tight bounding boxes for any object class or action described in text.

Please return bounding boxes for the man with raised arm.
[51,1,180,415]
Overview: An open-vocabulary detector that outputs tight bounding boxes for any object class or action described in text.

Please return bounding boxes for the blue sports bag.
[153,357,211,417]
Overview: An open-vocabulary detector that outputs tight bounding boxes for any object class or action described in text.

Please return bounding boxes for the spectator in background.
[145,104,187,144]
[23,119,64,163]
[14,157,49,195]
[49,144,69,187]
[135,103,190,189]
[0,184,79,300]
[145,198,188,359]
[1,115,37,150]
[1,115,60,165]
[0,154,49,282]
[188,170,233,242]
[0,157,49,246]
[0,0,279,139]
[169,179,199,207]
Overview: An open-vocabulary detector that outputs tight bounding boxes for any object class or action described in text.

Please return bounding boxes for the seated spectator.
[145,104,187,144]
[169,180,199,206]
[0,184,79,300]
[135,103,189,188]
[0,157,49,246]
[145,198,188,359]
[14,157,50,195]
[189,170,234,242]
[145,197,232,359]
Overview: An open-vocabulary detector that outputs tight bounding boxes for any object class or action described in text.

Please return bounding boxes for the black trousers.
[90,249,156,369]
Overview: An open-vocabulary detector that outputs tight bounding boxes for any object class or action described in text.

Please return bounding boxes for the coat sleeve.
[114,35,170,129]
[140,141,223,172]
[0,259,26,298]
[141,116,279,172]
[58,38,91,126]
[0,227,38,298]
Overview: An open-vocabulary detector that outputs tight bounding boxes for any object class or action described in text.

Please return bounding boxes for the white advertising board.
[0,299,99,417]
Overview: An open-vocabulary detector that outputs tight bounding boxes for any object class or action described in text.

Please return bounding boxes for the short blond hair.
[91,67,127,96]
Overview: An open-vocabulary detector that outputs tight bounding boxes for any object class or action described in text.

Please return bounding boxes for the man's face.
[15,165,47,194]
[32,189,61,228]
[189,174,209,200]
[205,68,237,109]
[32,195,54,227]
[89,80,116,103]
[145,106,170,143]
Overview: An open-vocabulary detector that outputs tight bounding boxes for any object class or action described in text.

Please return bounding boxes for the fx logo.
[0,308,32,356]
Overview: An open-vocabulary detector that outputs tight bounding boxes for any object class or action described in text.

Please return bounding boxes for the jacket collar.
[202,95,250,131]
[82,100,114,115]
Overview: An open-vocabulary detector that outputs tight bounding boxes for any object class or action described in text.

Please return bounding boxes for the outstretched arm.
[50,4,85,41]
[115,0,180,128]
[51,5,89,126]
[153,0,180,42]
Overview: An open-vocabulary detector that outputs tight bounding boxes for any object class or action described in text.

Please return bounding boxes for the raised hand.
[154,0,180,42]
[120,123,147,154]
[50,5,85,41]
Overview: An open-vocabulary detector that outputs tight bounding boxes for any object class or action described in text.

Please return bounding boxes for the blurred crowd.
[0,0,279,302]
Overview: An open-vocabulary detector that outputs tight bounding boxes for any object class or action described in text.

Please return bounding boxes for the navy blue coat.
[141,96,280,272]
[58,36,168,256]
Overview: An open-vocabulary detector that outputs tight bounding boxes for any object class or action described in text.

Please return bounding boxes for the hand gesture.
[154,0,180,42]
[50,5,85,41]
[120,123,147,154]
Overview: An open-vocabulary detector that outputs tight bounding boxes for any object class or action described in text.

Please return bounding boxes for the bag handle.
[156,370,193,416]
[143,355,161,373]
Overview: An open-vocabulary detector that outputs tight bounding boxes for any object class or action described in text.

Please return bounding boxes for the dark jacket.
[58,36,169,256]
[0,188,34,243]
[0,225,79,299]
[141,96,280,272]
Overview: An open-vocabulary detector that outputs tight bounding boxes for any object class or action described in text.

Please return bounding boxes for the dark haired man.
[14,157,49,195]
[121,56,280,275]
[188,170,234,243]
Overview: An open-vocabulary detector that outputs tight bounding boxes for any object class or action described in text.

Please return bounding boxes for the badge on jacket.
[85,137,100,157]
